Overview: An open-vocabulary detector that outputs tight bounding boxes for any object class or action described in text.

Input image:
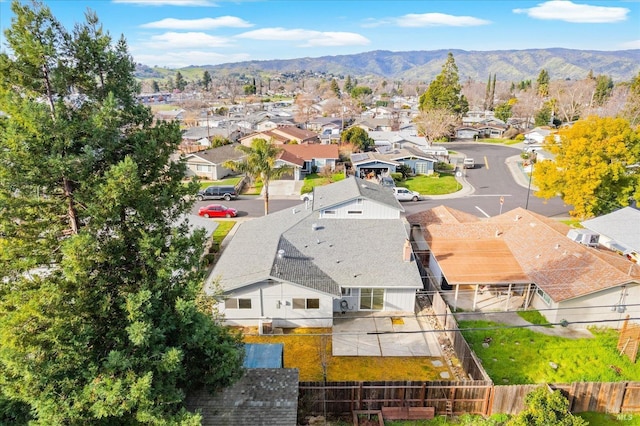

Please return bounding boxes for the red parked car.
[198,204,237,218]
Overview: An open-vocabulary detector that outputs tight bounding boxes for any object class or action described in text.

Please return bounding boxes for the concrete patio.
[332,312,443,357]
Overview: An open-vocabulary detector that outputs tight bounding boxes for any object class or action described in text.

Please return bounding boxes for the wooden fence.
[430,290,490,381]
[298,381,640,418]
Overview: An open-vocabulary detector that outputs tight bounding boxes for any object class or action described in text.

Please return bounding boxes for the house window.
[196,164,212,172]
[341,288,352,296]
[347,210,362,215]
[360,288,384,311]
[225,298,252,309]
[324,210,336,215]
[292,298,320,309]
[536,288,551,306]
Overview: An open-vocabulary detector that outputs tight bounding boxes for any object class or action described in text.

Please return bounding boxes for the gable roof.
[312,176,402,212]
[206,178,420,295]
[184,144,244,164]
[581,207,640,253]
[407,206,640,302]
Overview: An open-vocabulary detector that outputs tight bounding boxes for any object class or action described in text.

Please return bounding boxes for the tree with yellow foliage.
[534,116,640,219]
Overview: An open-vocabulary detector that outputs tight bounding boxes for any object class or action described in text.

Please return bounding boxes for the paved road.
[191,142,572,219]
[402,142,571,218]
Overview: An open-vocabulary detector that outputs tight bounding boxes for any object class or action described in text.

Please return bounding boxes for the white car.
[300,192,313,202]
[392,187,421,202]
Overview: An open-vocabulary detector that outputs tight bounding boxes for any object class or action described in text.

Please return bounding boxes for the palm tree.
[223,138,292,215]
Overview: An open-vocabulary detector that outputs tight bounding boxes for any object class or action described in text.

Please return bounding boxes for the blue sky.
[1,0,639,68]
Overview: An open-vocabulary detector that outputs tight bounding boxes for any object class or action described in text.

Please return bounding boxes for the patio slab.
[332,313,442,357]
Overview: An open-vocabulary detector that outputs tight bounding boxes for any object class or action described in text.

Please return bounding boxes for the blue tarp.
[243,343,284,369]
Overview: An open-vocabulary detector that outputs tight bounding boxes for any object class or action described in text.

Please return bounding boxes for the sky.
[1,0,639,68]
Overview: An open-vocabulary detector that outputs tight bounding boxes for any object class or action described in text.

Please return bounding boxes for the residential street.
[191,142,571,220]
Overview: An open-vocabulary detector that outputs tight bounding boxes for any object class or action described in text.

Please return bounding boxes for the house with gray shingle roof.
[206,177,424,328]
[183,144,245,181]
[407,206,640,328]
[581,207,640,264]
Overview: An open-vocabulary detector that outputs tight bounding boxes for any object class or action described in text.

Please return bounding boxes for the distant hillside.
[140,48,640,83]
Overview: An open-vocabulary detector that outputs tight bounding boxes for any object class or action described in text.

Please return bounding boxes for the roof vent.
[312,223,319,231]
[277,249,285,259]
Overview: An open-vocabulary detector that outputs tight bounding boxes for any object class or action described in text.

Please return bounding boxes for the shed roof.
[186,369,298,426]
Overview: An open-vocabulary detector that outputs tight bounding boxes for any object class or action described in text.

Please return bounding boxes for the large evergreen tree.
[418,52,469,116]
[0,2,243,423]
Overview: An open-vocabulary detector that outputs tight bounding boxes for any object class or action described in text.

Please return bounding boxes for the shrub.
[391,172,403,182]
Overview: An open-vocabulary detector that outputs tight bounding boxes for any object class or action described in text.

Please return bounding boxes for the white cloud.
[141,32,232,49]
[113,0,217,6]
[396,13,491,27]
[236,28,369,47]
[131,50,250,67]
[513,1,629,23]
[620,39,640,49]
[141,16,252,30]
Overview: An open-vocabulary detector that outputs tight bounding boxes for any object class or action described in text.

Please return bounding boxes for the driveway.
[332,312,443,357]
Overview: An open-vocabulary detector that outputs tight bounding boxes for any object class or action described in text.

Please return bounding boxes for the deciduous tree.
[413,109,457,142]
[0,2,243,423]
[534,116,640,219]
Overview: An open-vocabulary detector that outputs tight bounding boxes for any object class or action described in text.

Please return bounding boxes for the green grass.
[399,174,462,195]
[211,221,236,248]
[383,412,640,425]
[459,321,640,384]
[197,177,242,190]
[517,310,553,327]
[301,173,346,194]
[578,412,640,425]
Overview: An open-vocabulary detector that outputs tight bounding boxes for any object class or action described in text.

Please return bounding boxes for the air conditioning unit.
[566,229,600,247]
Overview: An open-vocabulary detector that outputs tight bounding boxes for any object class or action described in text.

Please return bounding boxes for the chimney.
[403,239,412,262]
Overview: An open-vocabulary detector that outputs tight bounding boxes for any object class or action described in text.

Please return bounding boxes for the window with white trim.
[341,288,352,296]
[196,164,212,172]
[347,210,362,215]
[292,298,320,309]
[536,288,551,305]
[225,298,252,309]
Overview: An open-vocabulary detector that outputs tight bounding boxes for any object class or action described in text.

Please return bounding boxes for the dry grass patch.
[241,327,450,382]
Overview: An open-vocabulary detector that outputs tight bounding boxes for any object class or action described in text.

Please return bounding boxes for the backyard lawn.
[241,327,450,382]
[459,320,640,384]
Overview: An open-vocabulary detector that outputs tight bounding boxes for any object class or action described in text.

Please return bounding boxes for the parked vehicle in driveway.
[196,185,237,201]
[393,187,421,202]
[198,204,237,218]
[380,176,396,188]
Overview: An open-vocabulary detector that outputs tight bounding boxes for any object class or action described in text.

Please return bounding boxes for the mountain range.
[164,48,640,83]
